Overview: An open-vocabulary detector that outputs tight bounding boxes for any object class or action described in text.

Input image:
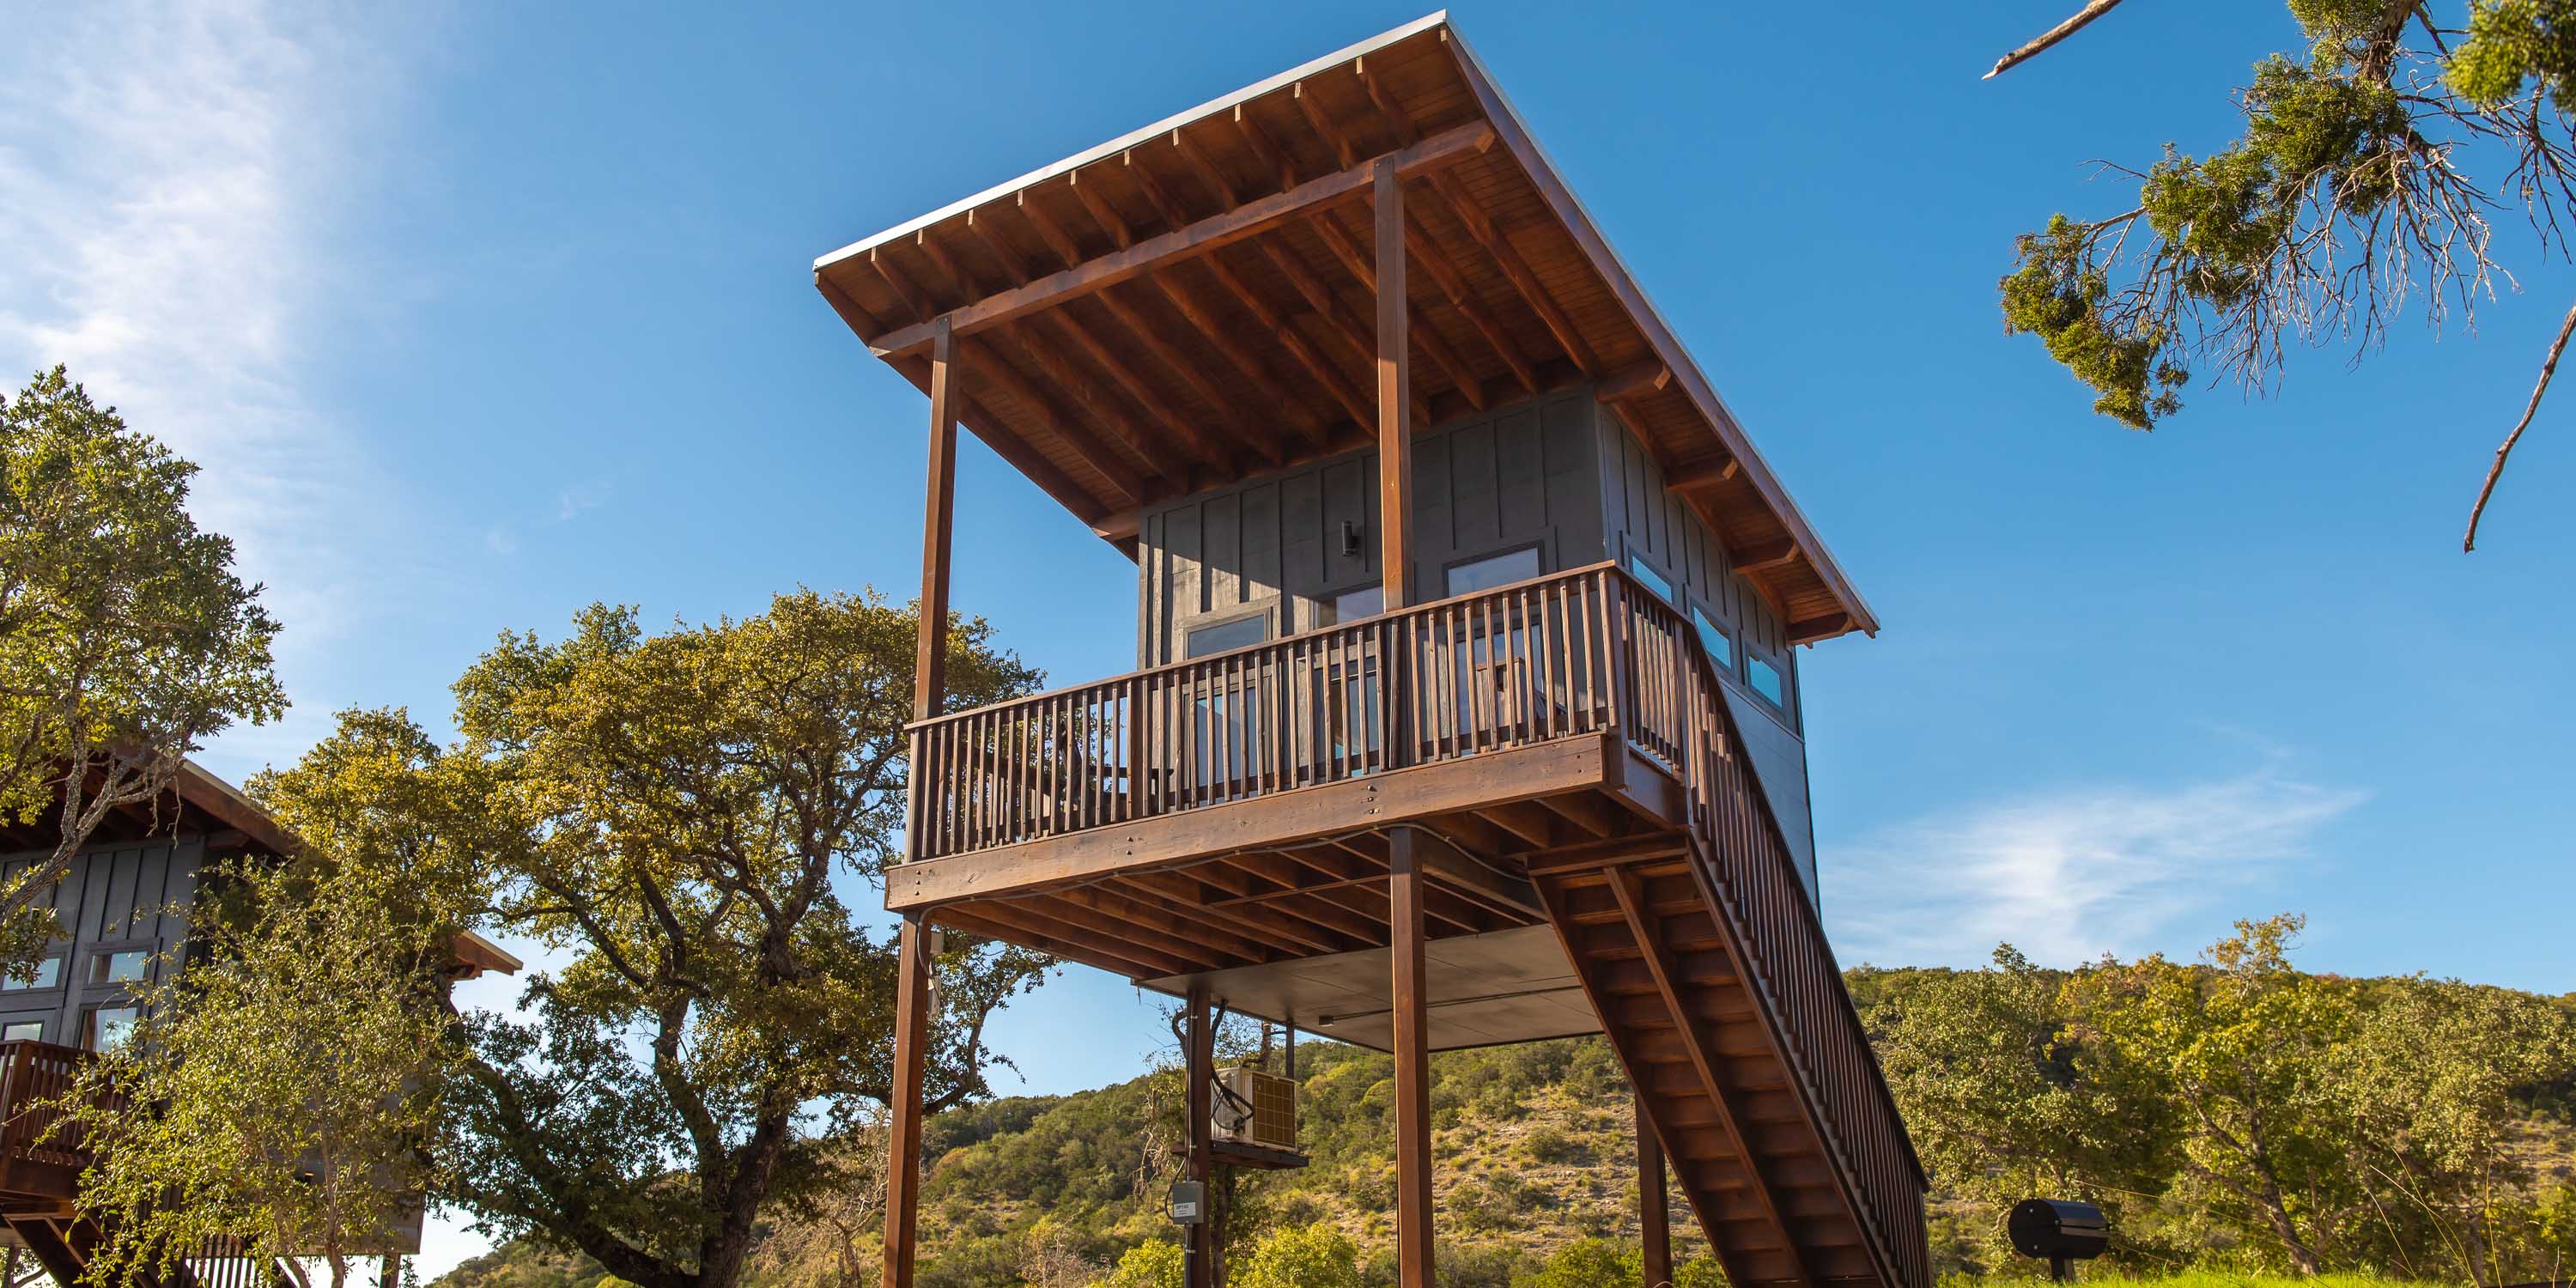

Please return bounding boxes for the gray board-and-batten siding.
[0,835,203,1048]
[1132,386,1821,899]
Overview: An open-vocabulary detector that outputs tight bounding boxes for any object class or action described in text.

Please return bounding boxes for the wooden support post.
[1637,1095,1672,1288]
[914,318,960,723]
[1185,982,1215,1288]
[1388,829,1434,1287]
[882,917,933,1288]
[1373,159,1413,610]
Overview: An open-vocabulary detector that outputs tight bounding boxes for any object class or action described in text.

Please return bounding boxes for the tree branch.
[1984,0,2133,80]
[2464,293,2576,551]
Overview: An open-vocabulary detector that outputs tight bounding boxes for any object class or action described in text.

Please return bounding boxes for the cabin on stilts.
[0,761,521,1288]
[815,14,1928,1288]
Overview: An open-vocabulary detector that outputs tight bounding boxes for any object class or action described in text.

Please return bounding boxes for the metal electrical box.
[1212,1066,1297,1151]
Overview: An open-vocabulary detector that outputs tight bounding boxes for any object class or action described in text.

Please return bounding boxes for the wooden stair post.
[1388,829,1434,1288]
[1638,1095,1672,1288]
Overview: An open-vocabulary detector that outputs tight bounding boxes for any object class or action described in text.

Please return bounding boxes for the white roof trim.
[812,10,1451,272]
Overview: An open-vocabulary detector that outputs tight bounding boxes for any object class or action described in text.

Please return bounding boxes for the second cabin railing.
[905,562,1648,861]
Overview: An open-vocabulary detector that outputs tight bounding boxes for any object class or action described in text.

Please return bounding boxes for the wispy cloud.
[556,478,613,520]
[0,1,422,771]
[1825,755,2366,969]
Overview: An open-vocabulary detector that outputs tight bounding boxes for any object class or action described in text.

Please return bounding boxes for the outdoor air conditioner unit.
[1212,1066,1297,1151]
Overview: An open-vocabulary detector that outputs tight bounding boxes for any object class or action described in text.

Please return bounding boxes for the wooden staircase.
[1533,592,1930,1288]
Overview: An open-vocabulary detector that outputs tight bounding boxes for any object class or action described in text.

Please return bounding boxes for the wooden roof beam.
[999,319,1219,473]
[1596,359,1672,404]
[1230,104,1300,194]
[964,209,1036,286]
[870,246,941,325]
[1293,80,1357,168]
[1253,234,1432,429]
[1150,137,1334,453]
[957,337,1157,498]
[1067,169,1134,250]
[1308,208,1486,411]
[1036,309,1232,471]
[1667,455,1741,493]
[1403,203,1539,396]
[866,120,1492,359]
[1200,248,1377,433]
[1092,284,1283,467]
[1423,169,1602,377]
[1731,538,1800,574]
[885,352,1109,525]
[1786,611,1855,645]
[1146,270,1328,455]
[1353,57,1418,149]
[1016,190,1087,269]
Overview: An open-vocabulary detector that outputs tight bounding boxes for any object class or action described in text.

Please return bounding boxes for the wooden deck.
[897,563,1929,1288]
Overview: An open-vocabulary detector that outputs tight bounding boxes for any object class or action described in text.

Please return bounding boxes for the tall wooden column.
[914,316,960,722]
[883,917,932,1288]
[1637,1096,1672,1288]
[886,316,958,1288]
[1388,829,1434,1286]
[1373,158,1413,610]
[1185,982,1215,1288]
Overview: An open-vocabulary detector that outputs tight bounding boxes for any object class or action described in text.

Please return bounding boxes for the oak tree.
[429,591,1050,1288]
[0,367,283,966]
[1986,1,2576,548]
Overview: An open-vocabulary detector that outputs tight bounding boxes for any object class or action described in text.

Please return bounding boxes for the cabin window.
[0,1021,39,1042]
[1749,654,1788,708]
[90,950,150,986]
[85,1006,138,1051]
[1323,584,1383,626]
[1444,546,1541,597]
[1625,554,1674,604]
[1,957,60,991]
[1691,608,1735,673]
[1184,613,1269,659]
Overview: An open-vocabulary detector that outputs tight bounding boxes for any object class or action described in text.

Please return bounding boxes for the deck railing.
[904,562,1632,861]
[902,562,1927,1286]
[0,1038,95,1169]
[1623,586,1933,1288]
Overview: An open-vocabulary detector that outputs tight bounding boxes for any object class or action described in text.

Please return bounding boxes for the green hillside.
[431,954,2576,1288]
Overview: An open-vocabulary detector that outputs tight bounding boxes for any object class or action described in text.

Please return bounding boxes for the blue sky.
[7,0,2574,1272]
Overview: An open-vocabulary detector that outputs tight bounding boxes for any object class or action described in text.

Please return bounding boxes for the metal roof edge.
[813,11,1454,274]
[1439,22,1881,639]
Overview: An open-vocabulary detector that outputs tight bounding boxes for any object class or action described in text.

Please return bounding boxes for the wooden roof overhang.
[0,758,297,857]
[814,13,1877,645]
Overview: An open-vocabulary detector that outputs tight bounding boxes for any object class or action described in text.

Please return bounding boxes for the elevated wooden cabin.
[817,15,1925,1288]
[0,761,519,1288]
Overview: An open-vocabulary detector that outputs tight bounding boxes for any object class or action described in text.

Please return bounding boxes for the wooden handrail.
[1614,585,1930,1288]
[0,1038,97,1168]
[904,562,1628,860]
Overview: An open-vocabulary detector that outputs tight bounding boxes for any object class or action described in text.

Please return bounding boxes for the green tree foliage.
[258,592,1048,1288]
[1868,914,2576,1284]
[60,850,464,1288]
[2076,915,2362,1276]
[1868,946,2179,1259]
[1991,1,2576,545]
[1092,1239,1182,1288]
[1233,1223,1364,1288]
[0,366,283,966]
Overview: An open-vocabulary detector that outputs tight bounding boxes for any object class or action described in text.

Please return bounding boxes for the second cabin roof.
[812,12,1877,646]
